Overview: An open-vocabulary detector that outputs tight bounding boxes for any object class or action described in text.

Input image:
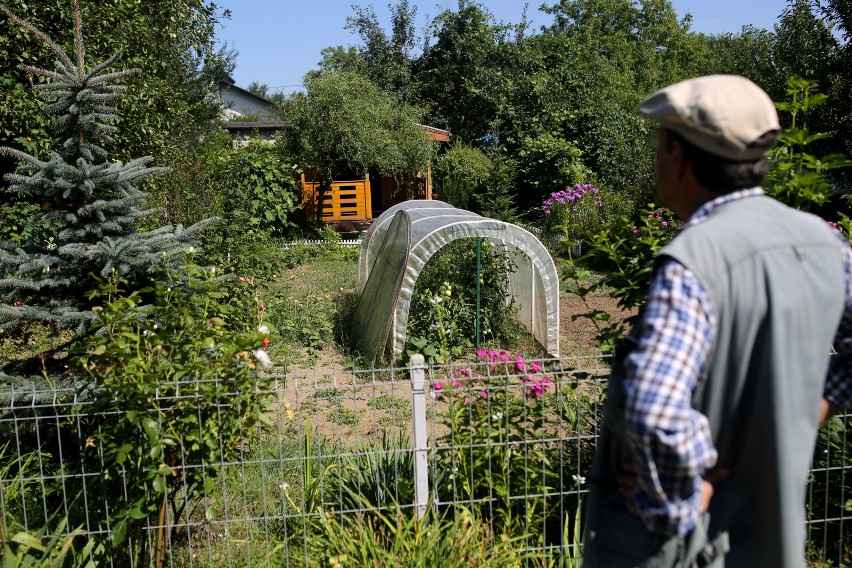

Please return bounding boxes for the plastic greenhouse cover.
[352,200,560,361]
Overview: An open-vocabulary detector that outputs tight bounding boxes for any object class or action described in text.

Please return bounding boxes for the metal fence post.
[410,354,429,519]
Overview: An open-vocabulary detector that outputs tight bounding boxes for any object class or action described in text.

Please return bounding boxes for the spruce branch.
[0,147,47,170]
[0,3,76,70]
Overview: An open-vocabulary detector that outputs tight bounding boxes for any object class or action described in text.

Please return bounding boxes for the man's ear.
[671,140,690,180]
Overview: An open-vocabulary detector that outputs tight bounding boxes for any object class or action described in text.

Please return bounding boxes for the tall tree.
[415,0,519,143]
[0,0,231,244]
[0,2,213,334]
[773,0,851,184]
[343,1,419,99]
[0,0,230,168]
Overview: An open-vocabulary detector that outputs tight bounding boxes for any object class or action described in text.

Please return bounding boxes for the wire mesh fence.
[0,354,848,566]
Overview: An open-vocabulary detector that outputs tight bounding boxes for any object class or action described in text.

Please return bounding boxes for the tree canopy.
[312,0,851,213]
[281,70,436,219]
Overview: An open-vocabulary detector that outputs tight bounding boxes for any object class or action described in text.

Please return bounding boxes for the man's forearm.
[819,397,841,425]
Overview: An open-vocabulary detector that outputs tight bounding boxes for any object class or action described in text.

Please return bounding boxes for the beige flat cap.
[639,75,779,161]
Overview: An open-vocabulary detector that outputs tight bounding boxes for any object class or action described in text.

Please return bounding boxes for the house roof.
[222,120,451,142]
[417,124,451,142]
[218,74,276,109]
[224,121,289,132]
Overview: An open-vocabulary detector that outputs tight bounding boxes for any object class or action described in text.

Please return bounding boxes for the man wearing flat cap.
[582,75,852,567]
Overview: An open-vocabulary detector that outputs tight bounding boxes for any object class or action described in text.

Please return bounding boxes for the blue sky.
[214,0,790,94]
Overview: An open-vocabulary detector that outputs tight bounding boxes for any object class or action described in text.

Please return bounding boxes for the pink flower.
[515,354,525,372]
[475,348,486,358]
[531,361,542,373]
[451,379,463,388]
[434,382,443,391]
[480,390,488,398]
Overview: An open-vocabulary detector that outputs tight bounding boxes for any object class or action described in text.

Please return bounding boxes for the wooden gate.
[302,176,373,222]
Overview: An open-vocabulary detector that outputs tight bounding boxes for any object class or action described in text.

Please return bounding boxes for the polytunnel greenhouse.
[351,200,560,361]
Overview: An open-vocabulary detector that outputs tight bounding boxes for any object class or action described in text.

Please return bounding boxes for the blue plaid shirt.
[622,187,852,537]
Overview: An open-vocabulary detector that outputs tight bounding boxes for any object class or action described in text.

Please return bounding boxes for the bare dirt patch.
[559,291,633,356]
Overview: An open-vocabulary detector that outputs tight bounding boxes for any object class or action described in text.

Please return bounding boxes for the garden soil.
[274,287,631,447]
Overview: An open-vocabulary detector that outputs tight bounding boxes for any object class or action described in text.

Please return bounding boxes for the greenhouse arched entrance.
[351,201,560,361]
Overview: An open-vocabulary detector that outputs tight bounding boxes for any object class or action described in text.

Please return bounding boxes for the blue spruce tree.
[0,2,215,335]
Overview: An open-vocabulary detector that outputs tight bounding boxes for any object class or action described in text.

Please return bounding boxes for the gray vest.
[662,195,845,567]
[583,195,845,567]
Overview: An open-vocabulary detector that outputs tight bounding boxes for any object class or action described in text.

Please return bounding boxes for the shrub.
[433,145,494,210]
[431,350,589,544]
[71,257,275,565]
[562,205,681,351]
[808,414,852,564]
[765,76,852,214]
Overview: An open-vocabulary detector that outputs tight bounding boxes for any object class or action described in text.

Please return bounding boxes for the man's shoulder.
[675,195,833,245]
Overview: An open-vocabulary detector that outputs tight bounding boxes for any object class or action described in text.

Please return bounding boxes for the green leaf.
[88,344,107,356]
[111,519,127,545]
[10,532,46,550]
[128,505,148,520]
[142,417,160,445]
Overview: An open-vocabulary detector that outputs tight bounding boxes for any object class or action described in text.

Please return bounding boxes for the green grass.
[370,394,408,411]
[330,405,362,426]
[262,255,359,366]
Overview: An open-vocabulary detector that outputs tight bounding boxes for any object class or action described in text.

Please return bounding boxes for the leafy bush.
[562,205,681,351]
[71,258,275,565]
[808,414,852,564]
[765,76,852,213]
[0,200,54,246]
[433,145,494,210]
[405,239,517,363]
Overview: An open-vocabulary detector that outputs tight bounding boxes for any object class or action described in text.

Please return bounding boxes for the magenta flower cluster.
[542,183,602,215]
[827,221,845,234]
[631,207,679,236]
[432,349,552,400]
